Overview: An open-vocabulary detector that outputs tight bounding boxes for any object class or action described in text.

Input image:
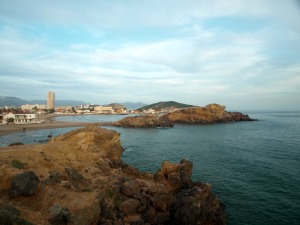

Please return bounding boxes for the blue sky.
[0,0,300,110]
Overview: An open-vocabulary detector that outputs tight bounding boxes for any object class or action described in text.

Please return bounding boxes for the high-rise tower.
[47,91,55,109]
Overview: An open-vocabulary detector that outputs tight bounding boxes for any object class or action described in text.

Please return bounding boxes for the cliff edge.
[0,126,225,225]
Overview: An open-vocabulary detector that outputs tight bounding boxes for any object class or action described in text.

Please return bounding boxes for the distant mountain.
[137,101,196,111]
[0,97,28,107]
[0,96,87,107]
[119,102,147,110]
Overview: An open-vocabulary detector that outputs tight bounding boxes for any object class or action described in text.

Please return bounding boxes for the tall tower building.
[47,91,55,109]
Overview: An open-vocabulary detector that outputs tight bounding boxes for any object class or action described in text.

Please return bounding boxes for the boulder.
[0,204,34,225]
[48,205,70,225]
[118,198,141,215]
[10,171,40,197]
[120,180,140,197]
[171,185,226,225]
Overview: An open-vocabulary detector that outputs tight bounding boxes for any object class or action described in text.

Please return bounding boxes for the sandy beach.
[0,114,113,137]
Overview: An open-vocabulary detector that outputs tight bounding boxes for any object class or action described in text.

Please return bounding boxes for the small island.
[114,103,255,128]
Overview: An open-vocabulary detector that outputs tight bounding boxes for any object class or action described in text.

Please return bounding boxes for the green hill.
[137,101,196,111]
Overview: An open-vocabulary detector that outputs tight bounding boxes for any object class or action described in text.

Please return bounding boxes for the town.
[0,92,183,124]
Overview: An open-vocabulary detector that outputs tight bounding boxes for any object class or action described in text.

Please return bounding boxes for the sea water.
[0,112,299,225]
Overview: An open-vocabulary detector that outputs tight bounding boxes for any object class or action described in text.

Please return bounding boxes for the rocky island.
[115,104,254,128]
[0,126,225,225]
[161,104,254,124]
[114,115,174,128]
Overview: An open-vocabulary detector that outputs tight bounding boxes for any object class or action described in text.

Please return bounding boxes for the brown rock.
[0,126,226,225]
[119,198,141,215]
[120,180,140,197]
[161,103,254,124]
[114,115,173,128]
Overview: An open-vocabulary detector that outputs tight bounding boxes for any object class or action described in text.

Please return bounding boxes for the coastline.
[0,114,113,137]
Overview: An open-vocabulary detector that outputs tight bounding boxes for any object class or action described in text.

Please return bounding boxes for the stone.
[0,204,34,225]
[118,198,141,215]
[171,185,226,225]
[10,171,40,197]
[48,205,70,225]
[120,180,140,197]
[179,159,193,187]
[142,206,156,223]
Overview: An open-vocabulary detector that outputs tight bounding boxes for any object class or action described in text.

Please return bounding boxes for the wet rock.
[10,171,40,197]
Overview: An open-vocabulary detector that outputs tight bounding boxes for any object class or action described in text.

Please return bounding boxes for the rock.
[179,159,193,188]
[0,204,35,225]
[154,159,194,188]
[161,103,254,124]
[171,185,226,225]
[0,126,226,225]
[49,170,62,183]
[118,198,141,215]
[48,205,70,225]
[142,206,156,223]
[10,171,40,197]
[114,115,173,128]
[120,180,140,197]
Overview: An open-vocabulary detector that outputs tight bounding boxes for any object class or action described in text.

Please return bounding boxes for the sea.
[0,111,299,225]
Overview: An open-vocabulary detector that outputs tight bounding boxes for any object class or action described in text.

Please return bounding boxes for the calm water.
[1,112,299,225]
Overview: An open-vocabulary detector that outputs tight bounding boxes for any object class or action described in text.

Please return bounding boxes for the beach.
[0,114,112,137]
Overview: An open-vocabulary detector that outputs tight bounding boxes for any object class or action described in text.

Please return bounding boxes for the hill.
[119,102,147,110]
[137,101,196,111]
[0,96,86,107]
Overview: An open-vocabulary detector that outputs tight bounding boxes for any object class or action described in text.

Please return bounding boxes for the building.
[47,91,55,109]
[2,113,42,124]
[21,104,46,111]
[94,106,114,114]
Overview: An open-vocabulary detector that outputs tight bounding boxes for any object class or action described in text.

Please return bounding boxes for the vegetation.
[11,159,26,169]
[137,101,196,111]
[6,118,14,124]
[8,142,24,146]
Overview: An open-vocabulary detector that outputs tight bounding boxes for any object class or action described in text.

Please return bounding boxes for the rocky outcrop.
[0,126,225,225]
[10,171,40,198]
[114,115,174,128]
[162,103,254,124]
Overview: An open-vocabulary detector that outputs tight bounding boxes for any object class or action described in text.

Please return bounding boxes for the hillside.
[0,96,86,107]
[137,101,196,111]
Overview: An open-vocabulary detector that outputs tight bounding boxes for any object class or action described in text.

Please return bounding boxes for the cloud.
[0,0,299,110]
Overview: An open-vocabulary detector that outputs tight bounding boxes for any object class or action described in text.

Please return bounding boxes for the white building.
[3,113,42,124]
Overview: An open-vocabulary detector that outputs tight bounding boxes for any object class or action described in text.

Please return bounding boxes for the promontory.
[0,126,225,225]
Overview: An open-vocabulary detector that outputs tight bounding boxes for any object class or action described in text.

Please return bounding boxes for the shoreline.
[0,114,113,137]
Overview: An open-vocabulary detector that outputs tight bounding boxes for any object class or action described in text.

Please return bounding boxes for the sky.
[0,0,300,111]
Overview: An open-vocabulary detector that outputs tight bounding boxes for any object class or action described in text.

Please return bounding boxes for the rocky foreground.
[0,126,225,225]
